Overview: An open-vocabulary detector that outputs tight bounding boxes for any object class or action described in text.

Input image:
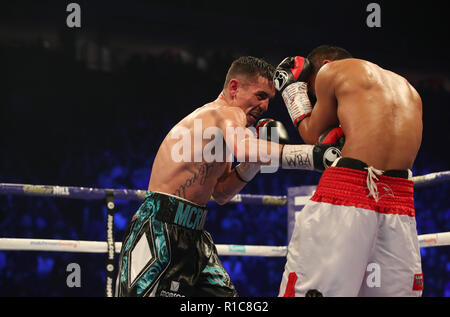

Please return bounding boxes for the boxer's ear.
[228,79,239,99]
[322,59,332,66]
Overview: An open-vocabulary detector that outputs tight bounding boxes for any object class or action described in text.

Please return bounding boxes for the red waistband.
[311,167,415,217]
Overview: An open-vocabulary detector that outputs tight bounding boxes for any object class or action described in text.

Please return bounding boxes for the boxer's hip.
[311,157,415,217]
[116,191,236,297]
[142,191,208,230]
[280,158,421,297]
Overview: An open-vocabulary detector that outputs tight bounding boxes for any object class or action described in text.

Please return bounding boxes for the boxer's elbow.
[298,121,319,144]
[301,133,319,145]
[212,183,235,205]
[213,197,229,206]
[211,191,230,205]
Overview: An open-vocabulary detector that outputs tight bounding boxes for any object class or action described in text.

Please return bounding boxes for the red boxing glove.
[255,118,290,144]
[273,56,312,91]
[318,126,345,147]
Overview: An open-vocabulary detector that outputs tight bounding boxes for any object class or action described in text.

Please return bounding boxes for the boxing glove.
[273,56,313,127]
[273,56,312,91]
[313,126,345,171]
[318,126,345,148]
[255,118,290,144]
[281,127,344,172]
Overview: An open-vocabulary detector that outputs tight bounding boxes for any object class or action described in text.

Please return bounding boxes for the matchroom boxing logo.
[169,119,281,173]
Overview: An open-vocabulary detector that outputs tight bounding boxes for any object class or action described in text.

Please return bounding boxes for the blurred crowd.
[0,41,449,296]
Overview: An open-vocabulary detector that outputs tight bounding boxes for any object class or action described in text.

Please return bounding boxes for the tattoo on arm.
[173,163,214,198]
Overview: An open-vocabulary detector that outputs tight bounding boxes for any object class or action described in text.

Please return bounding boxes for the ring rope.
[0,183,287,206]
[0,170,449,206]
[1,170,448,297]
[412,171,450,188]
[1,232,449,257]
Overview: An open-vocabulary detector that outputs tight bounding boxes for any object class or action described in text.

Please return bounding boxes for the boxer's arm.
[217,107,283,165]
[298,64,339,144]
[211,162,247,205]
[216,107,339,176]
[212,118,291,205]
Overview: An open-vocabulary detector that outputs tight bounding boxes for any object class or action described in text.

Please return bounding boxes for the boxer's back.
[331,59,422,170]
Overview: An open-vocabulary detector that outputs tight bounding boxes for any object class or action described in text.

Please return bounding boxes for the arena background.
[0,1,449,297]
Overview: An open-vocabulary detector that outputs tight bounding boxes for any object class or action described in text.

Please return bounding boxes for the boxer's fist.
[273,56,312,92]
[318,126,345,148]
[312,144,341,172]
[255,118,290,144]
[312,127,345,172]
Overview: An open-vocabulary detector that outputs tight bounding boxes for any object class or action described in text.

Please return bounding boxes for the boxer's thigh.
[194,231,237,297]
[116,217,170,297]
[358,213,423,297]
[280,201,378,297]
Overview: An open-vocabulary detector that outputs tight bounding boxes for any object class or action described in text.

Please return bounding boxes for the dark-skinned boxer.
[275,45,423,297]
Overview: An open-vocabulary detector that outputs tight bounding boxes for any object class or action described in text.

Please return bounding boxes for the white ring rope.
[1,232,449,257]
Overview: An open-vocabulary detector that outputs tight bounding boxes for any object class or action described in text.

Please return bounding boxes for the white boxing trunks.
[279,157,423,297]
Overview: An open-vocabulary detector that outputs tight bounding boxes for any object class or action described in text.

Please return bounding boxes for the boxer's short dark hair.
[307,45,352,73]
[224,56,275,89]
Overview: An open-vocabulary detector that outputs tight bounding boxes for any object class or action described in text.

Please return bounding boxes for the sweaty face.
[236,76,276,127]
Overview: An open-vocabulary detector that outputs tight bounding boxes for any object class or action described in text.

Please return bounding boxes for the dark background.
[0,0,449,296]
